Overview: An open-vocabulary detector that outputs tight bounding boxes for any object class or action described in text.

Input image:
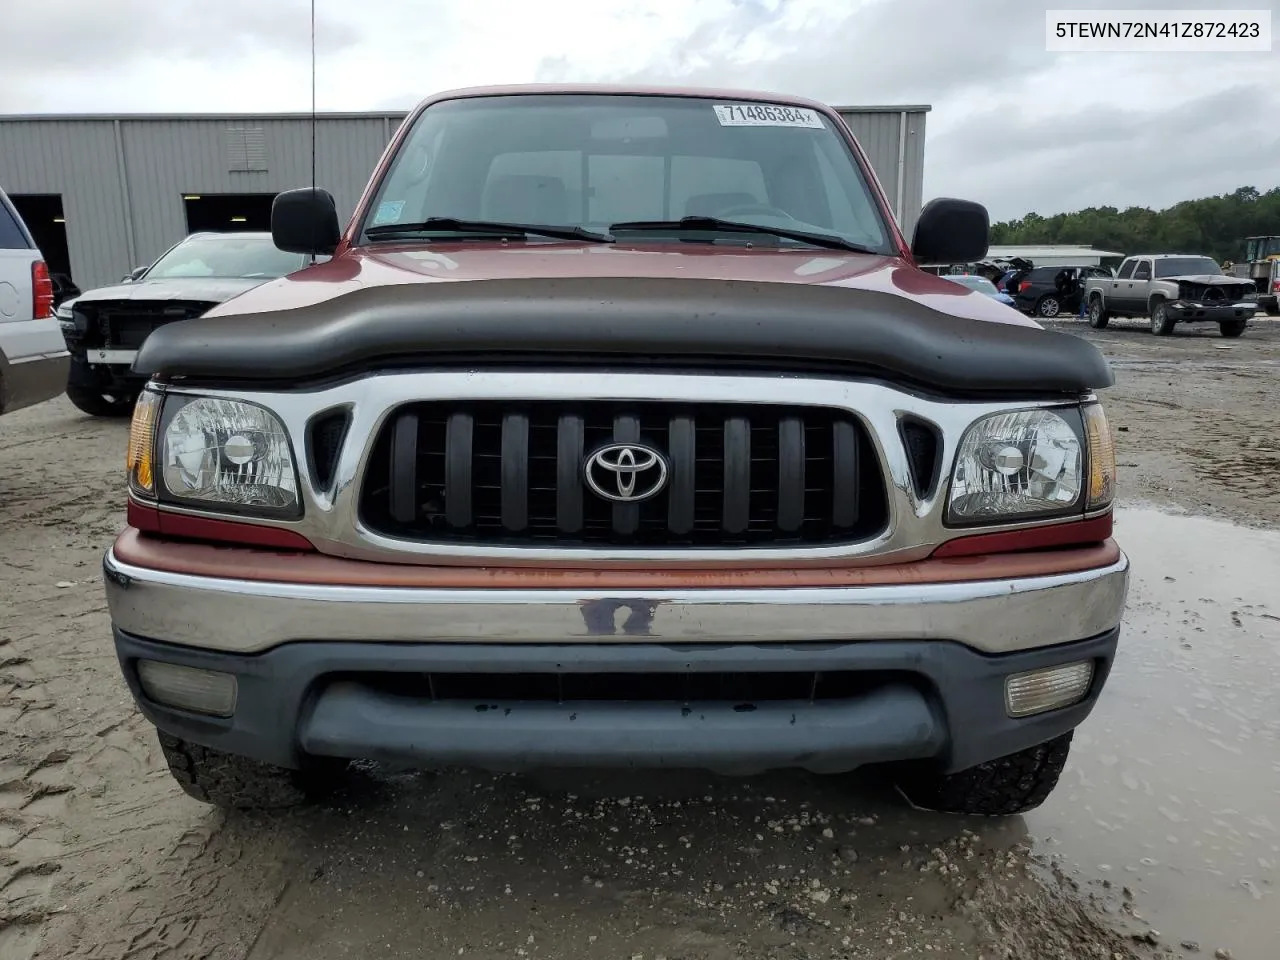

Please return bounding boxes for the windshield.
[1153,256,1221,278]
[361,94,893,252]
[947,275,999,294]
[145,235,312,280]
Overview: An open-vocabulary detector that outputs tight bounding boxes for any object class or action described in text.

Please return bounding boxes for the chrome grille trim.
[146,371,1095,565]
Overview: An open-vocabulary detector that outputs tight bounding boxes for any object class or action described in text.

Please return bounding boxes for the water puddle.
[1026,506,1280,956]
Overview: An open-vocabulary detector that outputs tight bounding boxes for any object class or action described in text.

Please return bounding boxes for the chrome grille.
[357,401,891,547]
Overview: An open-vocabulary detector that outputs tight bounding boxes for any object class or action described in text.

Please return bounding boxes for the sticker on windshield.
[713,104,824,128]
[372,199,405,225]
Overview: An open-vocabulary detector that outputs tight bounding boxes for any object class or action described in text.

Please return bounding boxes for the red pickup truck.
[104,84,1127,815]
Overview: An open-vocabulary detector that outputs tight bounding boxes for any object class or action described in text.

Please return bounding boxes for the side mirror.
[272,188,341,255]
[910,198,989,265]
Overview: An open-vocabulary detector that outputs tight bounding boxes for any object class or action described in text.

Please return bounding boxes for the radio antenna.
[308,0,318,261]
[310,0,317,193]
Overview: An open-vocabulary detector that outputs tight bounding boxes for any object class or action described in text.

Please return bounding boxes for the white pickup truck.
[0,186,70,416]
[1083,253,1257,337]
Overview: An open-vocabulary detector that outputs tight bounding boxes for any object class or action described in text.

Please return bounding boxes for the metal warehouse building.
[0,105,928,292]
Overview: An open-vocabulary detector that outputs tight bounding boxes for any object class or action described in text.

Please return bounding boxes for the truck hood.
[67,276,272,310]
[200,242,1040,329]
[1167,274,1251,286]
[139,248,1116,394]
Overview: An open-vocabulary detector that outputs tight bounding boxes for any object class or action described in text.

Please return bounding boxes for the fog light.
[137,660,238,717]
[1004,661,1093,717]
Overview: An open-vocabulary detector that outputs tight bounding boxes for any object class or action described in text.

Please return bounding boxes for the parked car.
[992,257,1034,293]
[104,84,1126,818]
[57,231,321,417]
[0,186,70,417]
[1084,254,1257,336]
[1012,265,1113,318]
[944,273,1017,306]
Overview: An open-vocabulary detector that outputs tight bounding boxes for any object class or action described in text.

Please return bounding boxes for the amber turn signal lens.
[127,389,161,496]
[1082,402,1115,510]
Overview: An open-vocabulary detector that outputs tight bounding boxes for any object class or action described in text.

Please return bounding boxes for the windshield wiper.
[610,216,877,254]
[365,217,614,244]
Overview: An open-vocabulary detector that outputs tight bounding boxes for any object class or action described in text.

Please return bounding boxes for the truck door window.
[1116,259,1136,280]
[1132,261,1151,280]
[809,142,881,238]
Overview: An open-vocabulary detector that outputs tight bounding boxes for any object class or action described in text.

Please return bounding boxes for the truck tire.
[158,732,314,810]
[895,731,1073,816]
[1086,296,1109,329]
[1219,319,1247,338]
[1266,303,1279,317]
[1149,300,1175,336]
[65,357,136,417]
[1034,295,1061,318]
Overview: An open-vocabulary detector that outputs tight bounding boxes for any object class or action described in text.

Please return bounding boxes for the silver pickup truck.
[1084,254,1257,337]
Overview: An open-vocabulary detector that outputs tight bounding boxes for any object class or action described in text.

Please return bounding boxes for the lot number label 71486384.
[712,104,825,128]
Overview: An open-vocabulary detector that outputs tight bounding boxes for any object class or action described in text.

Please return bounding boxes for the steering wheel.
[714,202,798,221]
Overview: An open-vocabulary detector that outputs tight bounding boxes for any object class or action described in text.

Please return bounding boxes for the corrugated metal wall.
[835,107,929,239]
[115,117,399,271]
[0,114,406,289]
[0,107,926,290]
[0,119,135,290]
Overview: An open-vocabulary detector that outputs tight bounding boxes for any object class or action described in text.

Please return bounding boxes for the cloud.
[568,0,1067,106]
[0,0,356,112]
[536,0,1280,221]
[919,48,1280,219]
[1,0,1276,221]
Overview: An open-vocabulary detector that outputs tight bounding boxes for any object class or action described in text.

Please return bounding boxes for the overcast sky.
[5,0,1278,222]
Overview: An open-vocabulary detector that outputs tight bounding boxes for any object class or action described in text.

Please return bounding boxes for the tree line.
[989,186,1280,264]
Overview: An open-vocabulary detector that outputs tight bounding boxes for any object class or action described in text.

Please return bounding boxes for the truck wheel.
[1219,319,1247,338]
[895,731,1073,816]
[65,358,136,417]
[1149,301,1175,336]
[1086,296,1109,329]
[1034,295,1061,318]
[1266,304,1279,317]
[158,732,314,810]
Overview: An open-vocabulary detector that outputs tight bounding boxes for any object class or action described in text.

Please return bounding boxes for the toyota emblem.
[583,443,669,503]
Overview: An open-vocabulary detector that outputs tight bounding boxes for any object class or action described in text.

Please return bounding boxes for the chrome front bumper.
[103,547,1130,656]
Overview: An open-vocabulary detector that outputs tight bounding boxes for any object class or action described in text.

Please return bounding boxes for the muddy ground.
[1040,316,1280,529]
[2,319,1277,960]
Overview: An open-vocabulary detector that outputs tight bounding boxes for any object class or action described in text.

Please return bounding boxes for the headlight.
[56,302,74,320]
[158,395,299,516]
[947,408,1083,523]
